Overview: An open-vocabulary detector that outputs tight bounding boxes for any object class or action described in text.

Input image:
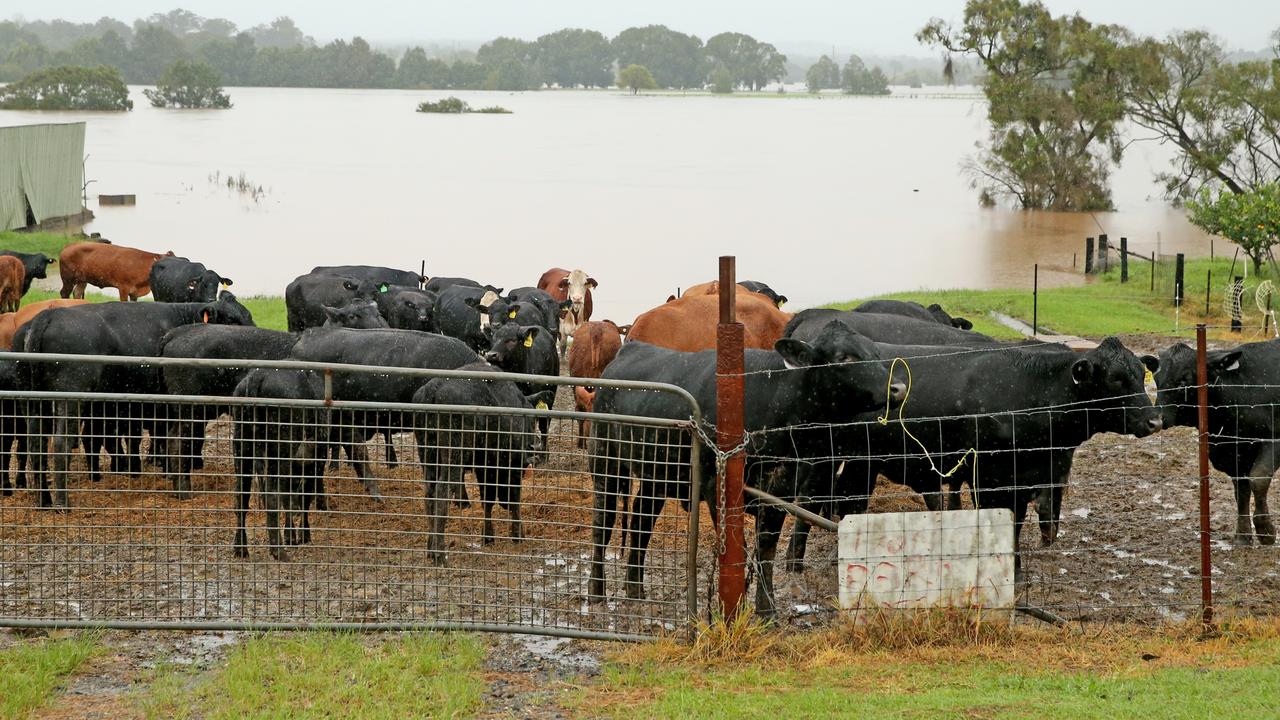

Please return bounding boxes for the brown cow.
[0,299,89,350]
[628,292,792,352]
[0,257,24,312]
[682,280,788,308]
[537,267,597,357]
[567,320,628,446]
[58,242,174,301]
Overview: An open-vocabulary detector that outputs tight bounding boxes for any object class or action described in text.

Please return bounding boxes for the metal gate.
[0,353,704,642]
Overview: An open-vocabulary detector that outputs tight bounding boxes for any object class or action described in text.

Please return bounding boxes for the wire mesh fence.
[0,357,708,642]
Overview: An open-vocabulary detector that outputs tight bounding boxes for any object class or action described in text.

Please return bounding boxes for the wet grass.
[137,632,485,720]
[831,255,1271,342]
[0,631,101,720]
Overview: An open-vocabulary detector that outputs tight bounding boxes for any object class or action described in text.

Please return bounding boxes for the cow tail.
[19,310,56,389]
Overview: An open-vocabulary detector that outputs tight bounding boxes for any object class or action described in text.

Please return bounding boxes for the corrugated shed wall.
[0,122,86,231]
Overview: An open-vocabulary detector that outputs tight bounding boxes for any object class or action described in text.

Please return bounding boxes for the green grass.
[0,229,80,257]
[239,295,287,331]
[137,632,486,720]
[830,255,1271,341]
[0,632,101,719]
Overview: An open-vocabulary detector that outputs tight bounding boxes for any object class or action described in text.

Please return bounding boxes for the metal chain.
[691,419,752,556]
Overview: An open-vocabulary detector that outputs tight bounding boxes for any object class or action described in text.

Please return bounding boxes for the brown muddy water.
[1,86,1211,321]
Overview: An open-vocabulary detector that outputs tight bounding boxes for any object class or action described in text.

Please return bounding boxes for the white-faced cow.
[537,267,596,359]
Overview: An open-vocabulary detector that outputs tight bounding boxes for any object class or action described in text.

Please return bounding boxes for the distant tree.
[0,64,133,110]
[143,59,231,108]
[138,9,204,38]
[62,29,131,72]
[1186,184,1280,274]
[248,17,312,49]
[841,55,890,95]
[486,58,535,91]
[612,25,705,89]
[197,32,256,85]
[705,32,786,90]
[805,54,840,92]
[535,28,613,88]
[397,47,451,88]
[449,59,488,89]
[128,23,187,82]
[709,66,734,94]
[476,36,537,69]
[618,64,657,94]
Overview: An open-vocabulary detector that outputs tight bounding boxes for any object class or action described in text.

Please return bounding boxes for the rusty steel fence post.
[1195,324,1215,631]
[716,256,746,619]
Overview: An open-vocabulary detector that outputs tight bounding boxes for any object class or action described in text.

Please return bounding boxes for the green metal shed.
[0,122,86,231]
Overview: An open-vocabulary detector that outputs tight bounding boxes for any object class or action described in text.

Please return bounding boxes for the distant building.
[0,122,87,231]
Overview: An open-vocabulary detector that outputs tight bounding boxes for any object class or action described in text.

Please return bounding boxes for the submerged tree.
[919,0,1128,211]
[617,64,657,94]
[143,59,231,108]
[841,55,890,95]
[0,64,133,110]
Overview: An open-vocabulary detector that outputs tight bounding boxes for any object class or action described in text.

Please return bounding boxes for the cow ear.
[523,326,539,347]
[220,277,233,287]
[1140,355,1159,373]
[586,277,598,289]
[666,295,677,303]
[776,296,788,308]
[617,324,632,336]
[322,305,340,322]
[463,297,481,309]
[774,338,816,369]
[1208,350,1243,376]
[1071,358,1094,385]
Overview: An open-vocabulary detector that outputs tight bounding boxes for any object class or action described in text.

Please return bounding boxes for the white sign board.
[838,509,1016,619]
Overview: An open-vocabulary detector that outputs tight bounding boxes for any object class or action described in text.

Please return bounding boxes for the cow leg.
[1246,451,1278,545]
[624,482,667,600]
[233,460,252,558]
[753,505,787,617]
[348,439,381,500]
[263,454,289,561]
[49,402,74,510]
[784,512,814,573]
[589,476,624,602]
[944,479,964,511]
[510,466,530,542]
[1233,477,1254,546]
[422,465,453,565]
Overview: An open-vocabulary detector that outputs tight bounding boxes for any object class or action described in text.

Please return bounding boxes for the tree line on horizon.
[0,10,826,92]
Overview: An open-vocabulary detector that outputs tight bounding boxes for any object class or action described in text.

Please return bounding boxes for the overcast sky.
[8,1,1277,56]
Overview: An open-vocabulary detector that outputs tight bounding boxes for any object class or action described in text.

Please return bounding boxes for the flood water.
[1,86,1212,321]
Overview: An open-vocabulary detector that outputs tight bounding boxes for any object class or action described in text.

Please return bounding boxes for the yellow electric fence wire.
[876,356,978,484]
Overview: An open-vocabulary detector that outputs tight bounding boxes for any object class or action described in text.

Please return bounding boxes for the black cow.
[321,300,389,329]
[19,292,254,508]
[782,336,1162,574]
[289,327,479,498]
[0,250,54,295]
[149,256,234,303]
[284,274,377,332]
[589,321,904,613]
[159,324,301,496]
[489,300,546,332]
[854,299,974,331]
[1158,341,1277,545]
[311,265,424,289]
[483,324,560,441]
[413,362,553,561]
[505,287,568,336]
[738,281,788,308]
[433,284,506,352]
[374,287,437,331]
[232,367,327,560]
[424,276,501,295]
[0,359,21,496]
[785,308,995,346]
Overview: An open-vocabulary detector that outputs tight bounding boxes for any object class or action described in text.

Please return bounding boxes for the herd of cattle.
[0,239,1275,613]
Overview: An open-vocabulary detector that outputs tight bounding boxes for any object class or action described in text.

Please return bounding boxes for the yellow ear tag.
[508,309,517,319]
[777,300,786,308]
[536,400,549,410]
[1143,369,1154,386]
[523,335,534,348]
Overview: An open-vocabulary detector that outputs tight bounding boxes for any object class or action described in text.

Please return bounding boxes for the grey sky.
[8,1,1277,56]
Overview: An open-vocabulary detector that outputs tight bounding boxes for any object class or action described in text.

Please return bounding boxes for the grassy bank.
[0,632,100,719]
[831,255,1270,342]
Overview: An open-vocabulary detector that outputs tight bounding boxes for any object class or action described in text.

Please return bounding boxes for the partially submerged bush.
[0,65,132,111]
[416,96,511,114]
[143,60,232,109]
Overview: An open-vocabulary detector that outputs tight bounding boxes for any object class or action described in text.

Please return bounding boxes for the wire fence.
[0,356,708,642]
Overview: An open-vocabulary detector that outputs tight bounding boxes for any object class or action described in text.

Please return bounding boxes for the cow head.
[484,324,540,370]
[1065,337,1162,438]
[1156,342,1240,431]
[558,269,596,321]
[323,300,389,329]
[185,268,231,303]
[381,288,435,331]
[773,320,904,421]
[200,290,255,327]
[574,385,596,413]
[31,255,54,279]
